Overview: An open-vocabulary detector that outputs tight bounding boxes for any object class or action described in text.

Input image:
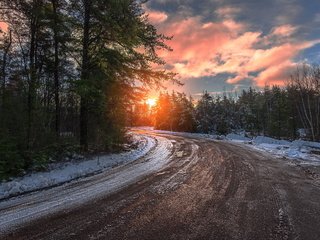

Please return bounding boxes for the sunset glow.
[146,98,157,107]
[145,0,320,96]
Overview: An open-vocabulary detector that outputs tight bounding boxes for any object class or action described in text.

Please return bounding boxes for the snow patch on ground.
[0,133,173,232]
[249,137,320,165]
[153,128,320,166]
[0,133,156,200]
[226,133,251,142]
[253,136,290,145]
[5,126,317,201]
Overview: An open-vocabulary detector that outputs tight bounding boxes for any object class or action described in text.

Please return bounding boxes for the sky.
[145,0,320,97]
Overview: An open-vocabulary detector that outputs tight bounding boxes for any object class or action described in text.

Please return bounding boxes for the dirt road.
[1,129,320,240]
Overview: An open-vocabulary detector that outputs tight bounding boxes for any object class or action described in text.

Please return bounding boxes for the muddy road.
[1,129,320,240]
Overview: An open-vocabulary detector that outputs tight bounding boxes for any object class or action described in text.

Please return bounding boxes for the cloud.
[271,24,298,37]
[274,0,302,25]
[230,40,320,86]
[215,6,241,19]
[156,16,320,86]
[156,17,247,78]
[146,9,168,24]
[315,13,320,23]
[145,2,320,88]
[253,61,296,86]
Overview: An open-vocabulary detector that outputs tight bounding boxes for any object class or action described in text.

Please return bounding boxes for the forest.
[0,0,175,179]
[132,64,320,142]
[0,0,319,180]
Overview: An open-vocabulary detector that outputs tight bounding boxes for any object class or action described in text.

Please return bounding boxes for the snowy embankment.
[248,136,320,165]
[152,128,320,165]
[0,133,156,200]
[0,133,173,232]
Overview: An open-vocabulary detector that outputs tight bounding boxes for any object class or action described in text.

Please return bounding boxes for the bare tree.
[0,29,12,108]
[289,63,320,141]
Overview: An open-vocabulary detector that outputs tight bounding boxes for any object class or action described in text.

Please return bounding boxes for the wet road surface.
[1,129,320,240]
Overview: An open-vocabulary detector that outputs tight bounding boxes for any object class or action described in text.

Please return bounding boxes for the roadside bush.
[0,136,25,180]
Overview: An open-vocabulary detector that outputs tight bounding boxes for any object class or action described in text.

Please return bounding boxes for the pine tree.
[195,91,214,133]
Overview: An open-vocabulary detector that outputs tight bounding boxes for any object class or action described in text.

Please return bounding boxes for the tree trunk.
[80,0,91,151]
[51,0,60,139]
[27,20,37,149]
[1,30,12,111]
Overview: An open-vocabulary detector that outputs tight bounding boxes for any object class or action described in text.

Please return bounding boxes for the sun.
[146,98,157,107]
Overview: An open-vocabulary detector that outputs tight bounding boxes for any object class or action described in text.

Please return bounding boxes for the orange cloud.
[224,41,319,86]
[152,13,320,87]
[254,61,296,87]
[146,10,168,24]
[271,24,297,37]
[157,17,244,78]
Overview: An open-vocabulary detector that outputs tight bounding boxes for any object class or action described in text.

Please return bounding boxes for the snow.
[0,127,319,232]
[249,138,320,165]
[1,127,319,227]
[0,133,173,232]
[0,133,156,200]
[291,139,320,149]
[224,134,320,165]
[226,133,251,142]
[253,136,290,145]
[153,128,320,166]
[229,136,320,165]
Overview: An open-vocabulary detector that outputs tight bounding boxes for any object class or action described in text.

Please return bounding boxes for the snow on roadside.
[224,135,320,165]
[0,134,173,232]
[153,128,320,165]
[0,133,156,200]
[249,136,320,165]
[226,133,251,142]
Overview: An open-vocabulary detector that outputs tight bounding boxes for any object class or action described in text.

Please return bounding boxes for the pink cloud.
[146,9,168,24]
[148,9,319,87]
[271,24,298,37]
[224,41,319,86]
[246,43,303,72]
[254,61,296,87]
[222,20,247,33]
[157,17,247,78]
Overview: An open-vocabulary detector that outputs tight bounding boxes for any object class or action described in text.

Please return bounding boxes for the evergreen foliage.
[0,0,174,179]
[153,92,196,132]
[149,69,319,141]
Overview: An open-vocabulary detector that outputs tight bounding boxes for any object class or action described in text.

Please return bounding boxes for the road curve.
[1,129,320,240]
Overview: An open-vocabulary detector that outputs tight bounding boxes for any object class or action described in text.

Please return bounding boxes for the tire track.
[2,130,320,240]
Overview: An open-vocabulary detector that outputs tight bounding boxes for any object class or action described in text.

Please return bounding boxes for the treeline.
[130,92,196,132]
[0,0,173,179]
[154,92,195,132]
[135,64,319,141]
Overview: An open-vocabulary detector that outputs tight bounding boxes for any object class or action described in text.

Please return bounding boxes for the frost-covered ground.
[0,133,156,200]
[152,128,320,166]
[1,127,319,201]
[0,133,173,232]
[249,136,320,165]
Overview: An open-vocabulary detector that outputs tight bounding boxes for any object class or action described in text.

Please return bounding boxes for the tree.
[68,0,176,150]
[153,92,195,132]
[154,92,172,130]
[289,64,320,141]
[0,29,12,109]
[0,0,176,179]
[195,91,214,133]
